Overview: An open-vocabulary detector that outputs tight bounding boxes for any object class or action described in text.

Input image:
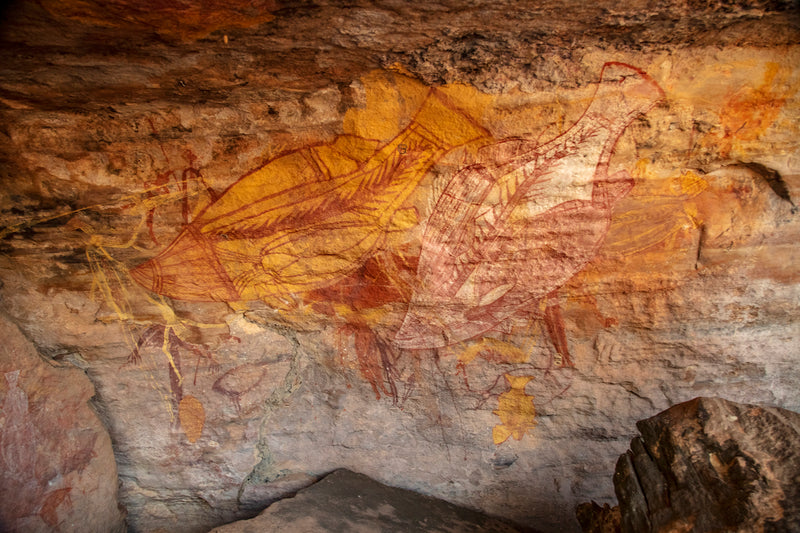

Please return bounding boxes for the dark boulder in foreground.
[580,397,800,533]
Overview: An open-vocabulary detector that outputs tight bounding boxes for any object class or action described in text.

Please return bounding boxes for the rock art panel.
[126,62,664,446]
[0,19,797,530]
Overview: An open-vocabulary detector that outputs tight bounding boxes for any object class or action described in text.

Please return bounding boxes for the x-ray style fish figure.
[394,63,665,353]
[131,90,488,306]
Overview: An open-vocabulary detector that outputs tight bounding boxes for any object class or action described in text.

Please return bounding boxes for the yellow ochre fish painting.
[131,89,489,306]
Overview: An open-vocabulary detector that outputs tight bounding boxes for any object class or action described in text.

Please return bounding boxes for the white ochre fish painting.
[394,62,664,350]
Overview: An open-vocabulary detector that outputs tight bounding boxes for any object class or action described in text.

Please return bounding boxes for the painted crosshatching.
[127,62,664,444]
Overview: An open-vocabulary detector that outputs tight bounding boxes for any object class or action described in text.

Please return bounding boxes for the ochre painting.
[130,88,489,304]
[123,62,665,444]
[395,63,663,350]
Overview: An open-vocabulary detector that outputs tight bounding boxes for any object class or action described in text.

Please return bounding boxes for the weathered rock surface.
[0,312,125,533]
[0,1,798,532]
[210,468,534,533]
[575,502,621,533]
[613,397,800,533]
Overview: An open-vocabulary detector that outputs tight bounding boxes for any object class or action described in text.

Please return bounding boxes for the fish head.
[594,62,666,121]
[130,229,240,302]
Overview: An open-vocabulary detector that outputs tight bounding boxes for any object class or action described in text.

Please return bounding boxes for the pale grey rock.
[210,469,535,533]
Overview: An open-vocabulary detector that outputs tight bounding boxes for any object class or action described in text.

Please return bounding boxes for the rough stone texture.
[613,397,800,533]
[0,312,126,532]
[0,1,798,532]
[575,502,621,533]
[210,468,534,533]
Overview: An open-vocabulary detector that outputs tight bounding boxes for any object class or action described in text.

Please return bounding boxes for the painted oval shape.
[179,395,205,444]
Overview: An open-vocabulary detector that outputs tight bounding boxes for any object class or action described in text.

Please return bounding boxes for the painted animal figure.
[393,62,665,350]
[131,90,488,306]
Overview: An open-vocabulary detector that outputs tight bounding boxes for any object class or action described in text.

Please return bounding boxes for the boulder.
[575,502,620,533]
[209,469,536,533]
[0,313,126,532]
[613,397,800,533]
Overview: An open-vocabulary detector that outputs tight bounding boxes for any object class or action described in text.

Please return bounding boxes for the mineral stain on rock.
[36,0,279,42]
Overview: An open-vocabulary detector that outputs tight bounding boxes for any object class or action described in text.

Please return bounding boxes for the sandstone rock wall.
[0,1,798,531]
[0,313,126,532]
